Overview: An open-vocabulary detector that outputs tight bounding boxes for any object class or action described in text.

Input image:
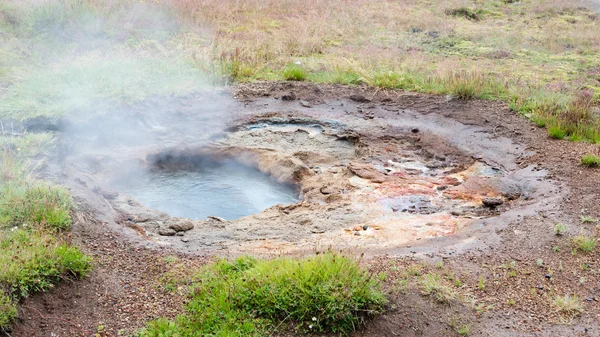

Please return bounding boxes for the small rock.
[482,197,504,208]
[208,216,227,223]
[176,232,185,236]
[169,220,194,232]
[362,225,369,230]
[299,100,312,108]
[545,274,552,279]
[310,226,326,234]
[349,94,370,103]
[158,228,176,236]
[282,92,296,101]
[411,128,420,133]
[181,238,190,243]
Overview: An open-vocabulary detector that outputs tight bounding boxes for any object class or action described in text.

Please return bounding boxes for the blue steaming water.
[113,163,299,220]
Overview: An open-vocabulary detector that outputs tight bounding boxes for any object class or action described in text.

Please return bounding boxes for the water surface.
[112,163,299,220]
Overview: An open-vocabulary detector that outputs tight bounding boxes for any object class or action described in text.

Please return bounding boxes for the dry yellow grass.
[1,0,599,140]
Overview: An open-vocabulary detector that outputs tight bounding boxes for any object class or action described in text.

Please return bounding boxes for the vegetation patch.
[141,253,386,336]
[572,234,597,254]
[553,294,584,317]
[445,7,485,21]
[0,229,91,329]
[0,181,72,231]
[581,154,600,167]
[283,64,308,81]
[0,148,90,330]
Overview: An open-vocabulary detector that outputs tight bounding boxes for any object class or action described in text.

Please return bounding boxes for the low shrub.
[140,253,386,336]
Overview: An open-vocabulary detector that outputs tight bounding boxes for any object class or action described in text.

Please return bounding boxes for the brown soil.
[6,82,600,337]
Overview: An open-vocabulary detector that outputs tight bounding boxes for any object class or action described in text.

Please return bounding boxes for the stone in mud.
[158,228,177,236]
[282,92,296,101]
[93,186,119,200]
[299,100,312,108]
[482,197,504,208]
[169,220,194,232]
[347,162,387,183]
[319,185,341,195]
[208,216,228,223]
[349,94,370,103]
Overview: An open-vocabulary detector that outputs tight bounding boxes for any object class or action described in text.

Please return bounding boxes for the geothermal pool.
[110,162,299,220]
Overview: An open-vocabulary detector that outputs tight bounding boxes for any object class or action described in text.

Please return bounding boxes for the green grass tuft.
[140,253,386,336]
[282,64,308,81]
[572,234,597,253]
[548,125,567,140]
[581,154,600,167]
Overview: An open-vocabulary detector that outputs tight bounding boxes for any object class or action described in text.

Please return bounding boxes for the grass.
[0,148,91,330]
[0,293,16,329]
[553,294,584,317]
[572,234,597,253]
[140,253,386,336]
[0,180,72,231]
[0,229,91,298]
[554,223,568,236]
[283,64,308,81]
[581,154,600,167]
[419,273,457,304]
[0,0,598,141]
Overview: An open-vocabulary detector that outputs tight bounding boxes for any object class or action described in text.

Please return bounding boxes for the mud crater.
[60,105,547,254]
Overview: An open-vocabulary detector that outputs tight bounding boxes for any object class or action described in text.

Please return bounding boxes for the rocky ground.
[7,82,600,337]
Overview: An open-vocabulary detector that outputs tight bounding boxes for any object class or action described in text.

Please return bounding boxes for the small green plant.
[508,270,517,278]
[581,154,600,167]
[580,215,599,223]
[0,293,17,329]
[446,7,484,21]
[553,294,584,317]
[536,259,544,267]
[396,278,409,295]
[554,223,568,236]
[435,261,443,269]
[420,273,456,304]
[163,255,178,264]
[478,276,486,290]
[141,253,386,336]
[548,125,567,139]
[282,64,308,81]
[572,234,597,253]
[407,264,422,276]
[508,298,515,306]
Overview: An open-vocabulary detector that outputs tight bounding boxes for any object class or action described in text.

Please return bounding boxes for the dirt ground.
[6,82,600,337]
